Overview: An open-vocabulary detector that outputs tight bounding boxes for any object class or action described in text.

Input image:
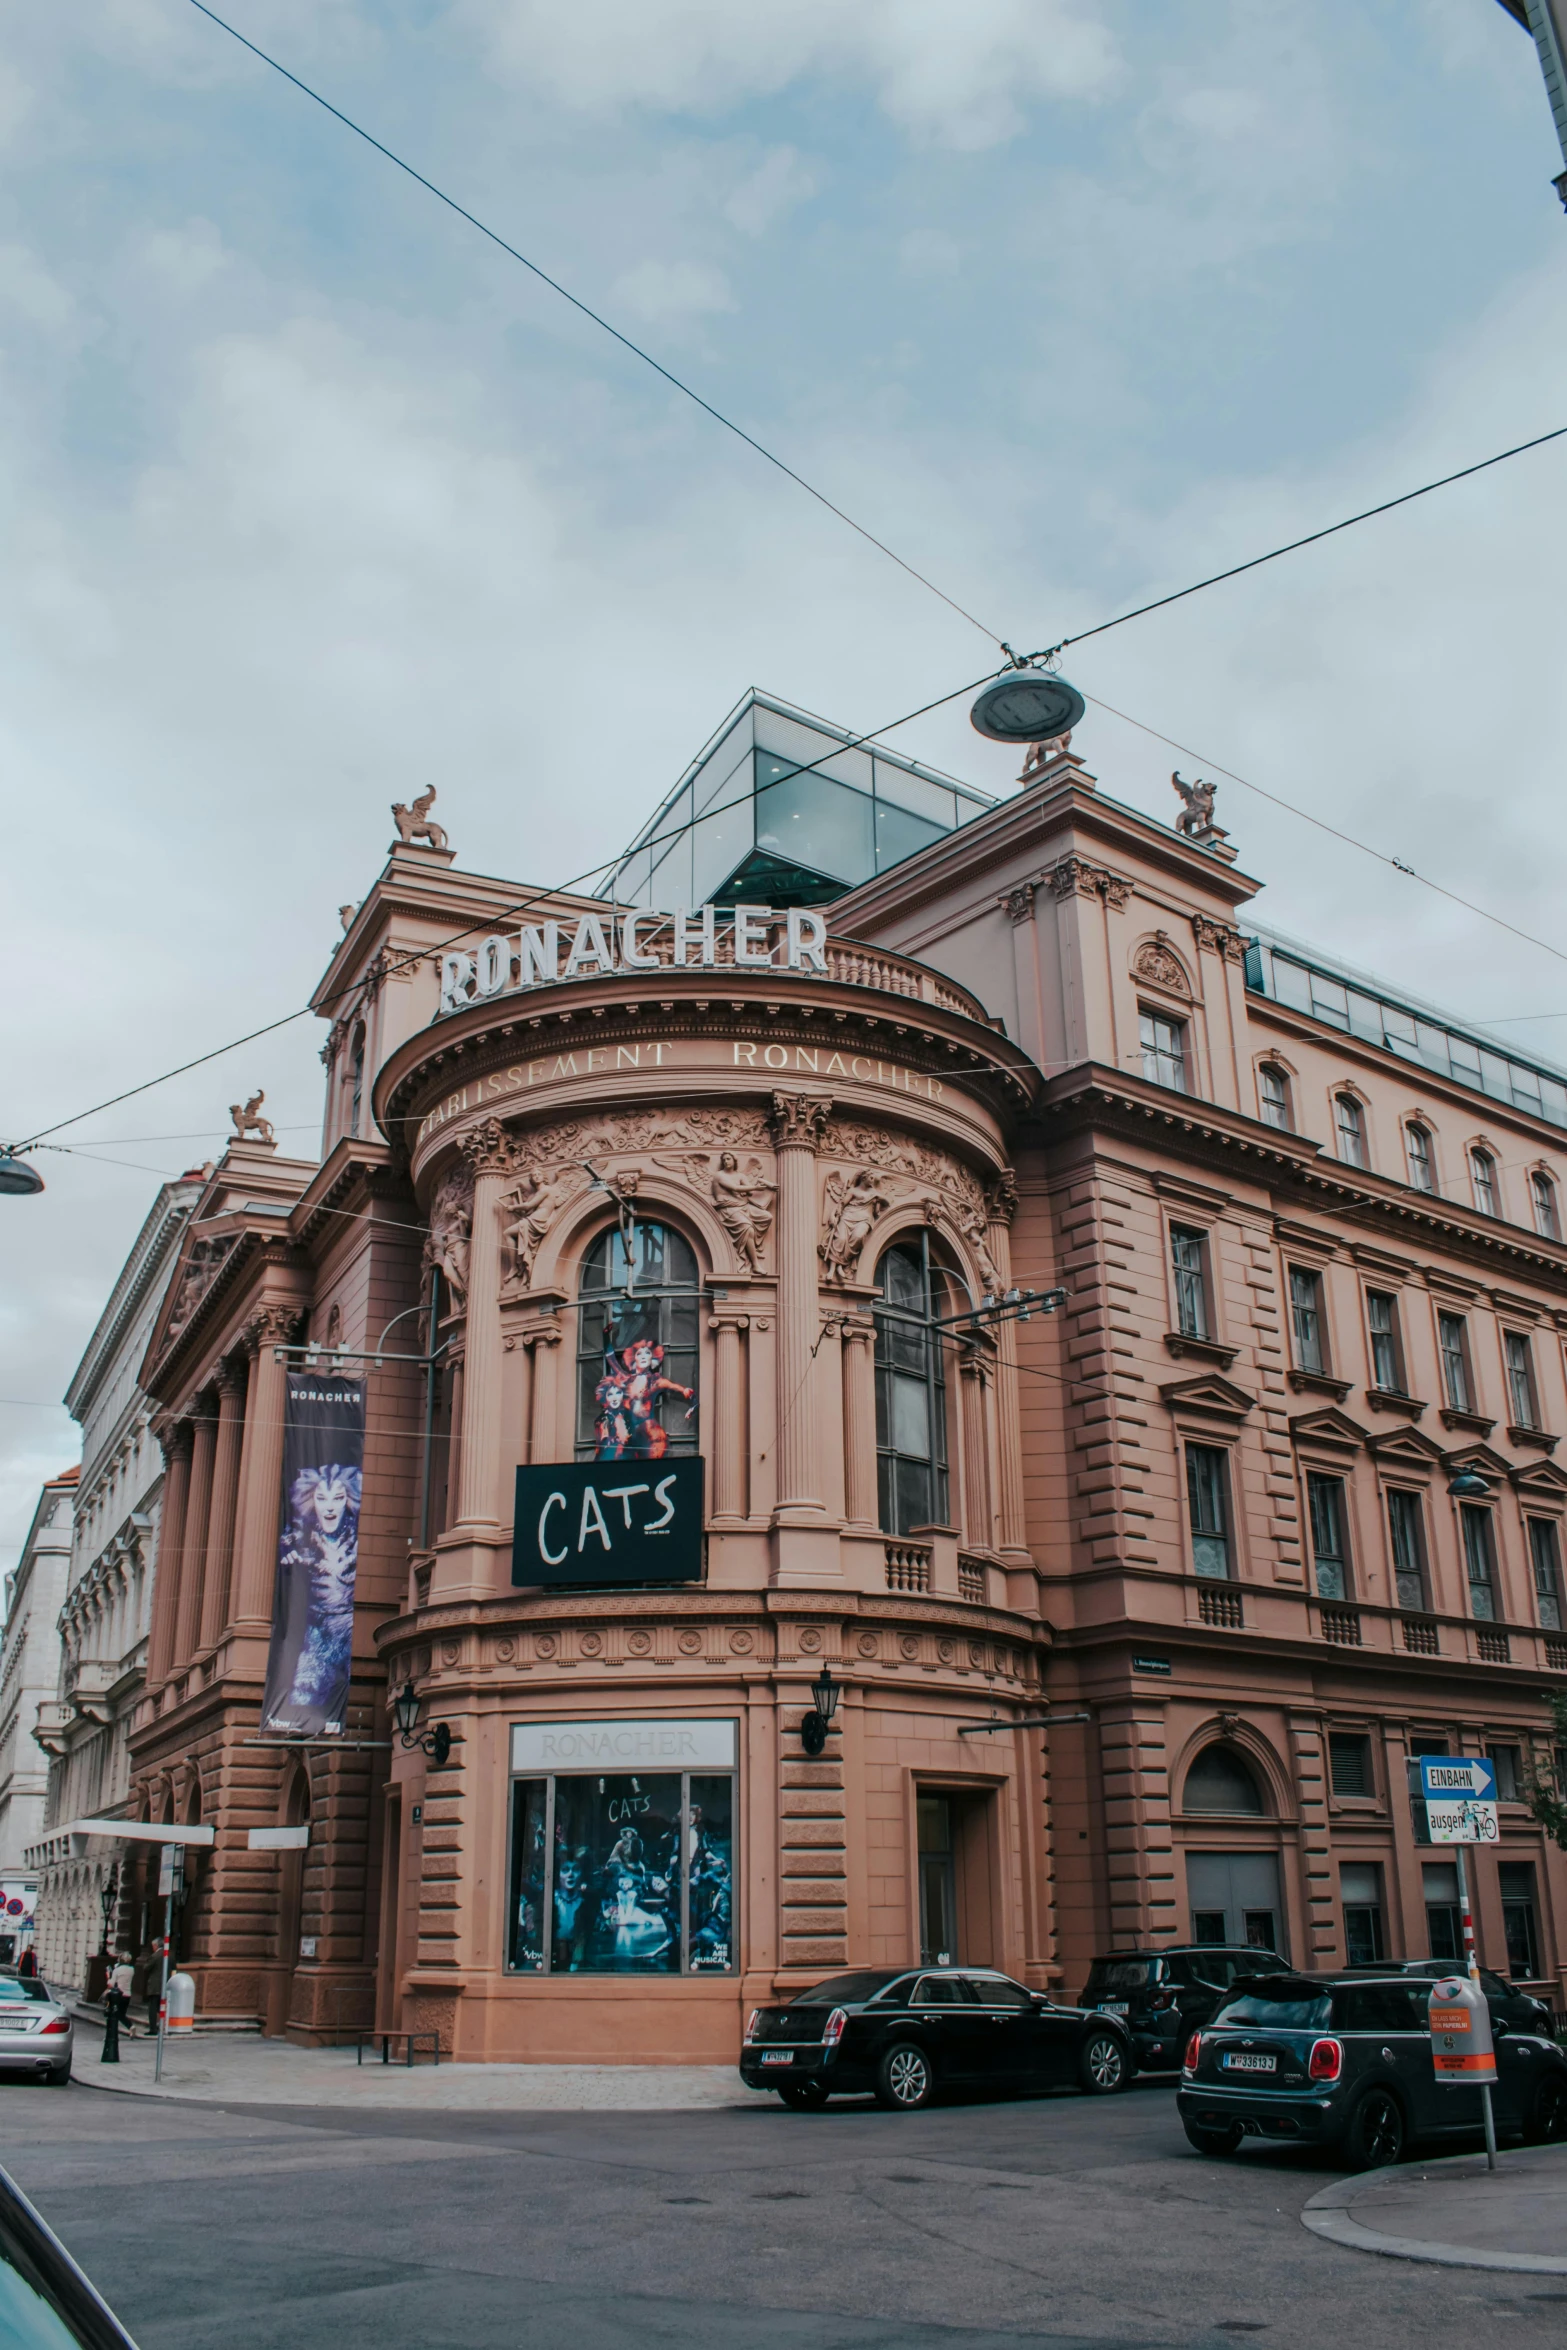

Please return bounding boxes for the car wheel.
[1182,2117,1244,2158]
[1079,2032,1129,2095]
[45,2064,71,2087]
[777,2082,829,2111]
[1339,2087,1404,2171]
[874,2042,935,2111]
[1524,2077,1567,2145]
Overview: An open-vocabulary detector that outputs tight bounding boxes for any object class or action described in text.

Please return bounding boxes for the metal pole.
[1454,1844,1497,2171]
[153,1889,173,2084]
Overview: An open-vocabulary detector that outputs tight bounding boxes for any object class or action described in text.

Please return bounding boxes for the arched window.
[1184,1744,1265,1816]
[1469,1148,1498,1217]
[575,1221,700,1462]
[1531,1170,1560,1241]
[1258,1065,1291,1130]
[1405,1123,1434,1193]
[873,1236,949,1536]
[1334,1094,1366,1168]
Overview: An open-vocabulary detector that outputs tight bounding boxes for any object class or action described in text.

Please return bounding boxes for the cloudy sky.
[3,0,1565,1551]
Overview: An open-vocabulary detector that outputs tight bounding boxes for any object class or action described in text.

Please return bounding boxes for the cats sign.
[513,1457,705,1588]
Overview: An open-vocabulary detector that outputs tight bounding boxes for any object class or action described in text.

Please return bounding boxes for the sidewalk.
[1303,2144,1567,2274]
[77,2021,774,2112]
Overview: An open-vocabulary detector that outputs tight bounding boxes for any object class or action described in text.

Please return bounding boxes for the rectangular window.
[1438,1313,1471,1412]
[1527,1517,1564,1630]
[507,1742,737,1977]
[1461,1505,1498,1621]
[1328,1732,1372,1797]
[1170,1226,1209,1340]
[1504,1331,1539,1429]
[1406,1125,1435,1192]
[1423,1861,1462,1964]
[1486,1744,1522,1804]
[1498,1861,1541,1978]
[1185,1445,1232,1580]
[1340,1863,1384,1966]
[1387,1488,1428,1612]
[1308,1473,1351,1600]
[1289,1268,1325,1374]
[1259,1066,1291,1129]
[1140,1009,1189,1093]
[1335,1095,1367,1167]
[1366,1291,1401,1392]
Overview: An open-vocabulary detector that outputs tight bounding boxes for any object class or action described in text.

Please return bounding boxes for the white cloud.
[461,0,1117,148]
[0,243,77,336]
[899,228,962,277]
[723,145,817,238]
[608,257,734,327]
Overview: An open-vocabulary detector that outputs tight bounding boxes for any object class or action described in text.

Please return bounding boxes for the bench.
[354,2030,442,2068]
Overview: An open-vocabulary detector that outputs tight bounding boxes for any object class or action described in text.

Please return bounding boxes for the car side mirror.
[1491,2018,1510,2039]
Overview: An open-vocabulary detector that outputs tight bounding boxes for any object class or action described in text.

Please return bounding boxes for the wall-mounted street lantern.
[1446,1466,1492,1499]
[392,1682,452,1767]
[800,1665,840,1758]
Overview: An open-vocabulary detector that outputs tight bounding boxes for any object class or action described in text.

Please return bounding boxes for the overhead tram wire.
[184,0,1003,651]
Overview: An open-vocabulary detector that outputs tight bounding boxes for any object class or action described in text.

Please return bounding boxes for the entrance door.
[918,1798,958,1965]
[1186,1853,1286,1958]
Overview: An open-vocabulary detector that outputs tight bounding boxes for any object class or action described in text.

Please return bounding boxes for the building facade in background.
[27,1173,205,1992]
[0,1469,77,1957]
[115,696,1567,2054]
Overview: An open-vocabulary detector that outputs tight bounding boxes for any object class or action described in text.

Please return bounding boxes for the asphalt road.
[5,2072,1565,2350]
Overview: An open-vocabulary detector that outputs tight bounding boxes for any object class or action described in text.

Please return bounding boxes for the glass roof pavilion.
[609,689,997,911]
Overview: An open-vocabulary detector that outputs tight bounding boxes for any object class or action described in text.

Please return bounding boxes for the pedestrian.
[17,1945,37,1979]
[109,1951,135,2039]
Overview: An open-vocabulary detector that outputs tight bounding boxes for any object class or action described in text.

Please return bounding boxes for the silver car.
[0,1976,72,2085]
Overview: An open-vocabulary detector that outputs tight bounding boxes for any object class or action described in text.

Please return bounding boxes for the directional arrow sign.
[1419,1757,1497,1803]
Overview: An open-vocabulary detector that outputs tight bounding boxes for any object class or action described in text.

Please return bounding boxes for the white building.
[28,1171,205,1990]
[0,1469,78,1955]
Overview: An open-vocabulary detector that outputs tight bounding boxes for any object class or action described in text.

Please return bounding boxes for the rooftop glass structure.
[609,690,997,911]
[1246,931,1567,1128]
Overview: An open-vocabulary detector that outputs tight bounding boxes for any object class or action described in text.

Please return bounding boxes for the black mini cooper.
[1177,1970,1567,2169]
[740,1966,1134,2110]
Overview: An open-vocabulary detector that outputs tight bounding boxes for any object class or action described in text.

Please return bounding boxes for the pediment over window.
[1288,1406,1368,1456]
[1159,1373,1256,1422]
[1440,1441,1512,1481]
[1365,1424,1446,1474]
[1507,1457,1567,1499]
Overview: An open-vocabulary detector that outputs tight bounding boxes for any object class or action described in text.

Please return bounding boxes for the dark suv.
[1177,1970,1567,2169]
[1079,1946,1287,2073]
[1339,1959,1555,2040]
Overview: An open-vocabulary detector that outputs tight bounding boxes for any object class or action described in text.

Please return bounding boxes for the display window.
[507,1720,736,1977]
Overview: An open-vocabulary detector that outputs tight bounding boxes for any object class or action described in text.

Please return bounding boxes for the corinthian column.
[708,1314,747,1522]
[453,1121,513,1534]
[231,1304,300,1628]
[200,1356,248,1650]
[840,1313,878,1529]
[959,1352,994,1554]
[767,1092,832,1522]
[147,1423,193,1686]
[174,1394,218,1669]
[985,1171,1029,1561]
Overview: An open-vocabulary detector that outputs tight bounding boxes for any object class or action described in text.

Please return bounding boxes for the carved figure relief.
[820,1121,989,1228]
[652,1150,775,1271]
[502,1106,772,1180]
[228,1090,275,1146]
[1047,855,1133,910]
[985,1168,1018,1227]
[426,1165,475,1306]
[1130,933,1191,995]
[1190,912,1246,962]
[948,1198,1003,1295]
[820,1169,892,1282]
[498,1167,567,1288]
[391,785,449,851]
[166,1235,237,1338]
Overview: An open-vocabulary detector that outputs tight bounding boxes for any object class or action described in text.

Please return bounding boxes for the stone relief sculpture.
[425,1165,474,1306]
[819,1169,892,1283]
[948,1198,1003,1295]
[391,786,449,852]
[229,1090,275,1145]
[165,1235,237,1339]
[650,1150,775,1271]
[1130,933,1191,994]
[498,1167,569,1287]
[505,1106,772,1180]
[820,1120,990,1230]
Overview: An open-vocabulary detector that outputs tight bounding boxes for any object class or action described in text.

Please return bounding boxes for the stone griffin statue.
[229,1089,275,1146]
[391,786,449,852]
[1171,771,1218,840]
[819,1168,891,1283]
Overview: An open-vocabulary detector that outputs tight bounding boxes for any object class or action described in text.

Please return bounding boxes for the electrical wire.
[184,0,1003,650]
[6,671,998,1155]
[1035,424,1567,661]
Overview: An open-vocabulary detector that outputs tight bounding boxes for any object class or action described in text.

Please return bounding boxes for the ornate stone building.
[27,1172,205,1992]
[124,700,1567,2053]
[0,1470,77,1940]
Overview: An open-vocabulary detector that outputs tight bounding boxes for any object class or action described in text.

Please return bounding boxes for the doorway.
[1186,1852,1286,1957]
[918,1798,957,1964]
[916,1791,1000,1967]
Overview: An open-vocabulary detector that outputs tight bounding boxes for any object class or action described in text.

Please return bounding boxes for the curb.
[1302,2151,1567,2275]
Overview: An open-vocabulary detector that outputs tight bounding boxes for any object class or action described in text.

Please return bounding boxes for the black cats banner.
[261,1372,365,1735]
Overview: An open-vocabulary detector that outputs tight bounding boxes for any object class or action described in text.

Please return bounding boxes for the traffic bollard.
[101,1996,120,2064]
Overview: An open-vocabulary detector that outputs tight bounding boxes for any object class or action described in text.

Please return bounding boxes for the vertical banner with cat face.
[261,1371,366,1736]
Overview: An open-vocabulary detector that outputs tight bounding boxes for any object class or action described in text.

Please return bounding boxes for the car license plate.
[1222,2053,1275,2073]
[1097,2002,1129,2016]
[760,2051,794,2066]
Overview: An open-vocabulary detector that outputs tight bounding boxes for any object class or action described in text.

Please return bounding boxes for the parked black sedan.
[740,1966,1134,2110]
[1177,1970,1567,2169]
[1079,1944,1286,2072]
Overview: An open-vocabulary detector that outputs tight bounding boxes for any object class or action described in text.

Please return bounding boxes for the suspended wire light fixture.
[1446,1465,1492,1499]
[970,653,1085,747]
[0,1153,44,1197]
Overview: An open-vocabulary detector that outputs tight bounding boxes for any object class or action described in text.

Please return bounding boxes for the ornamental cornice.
[1046,855,1134,910]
